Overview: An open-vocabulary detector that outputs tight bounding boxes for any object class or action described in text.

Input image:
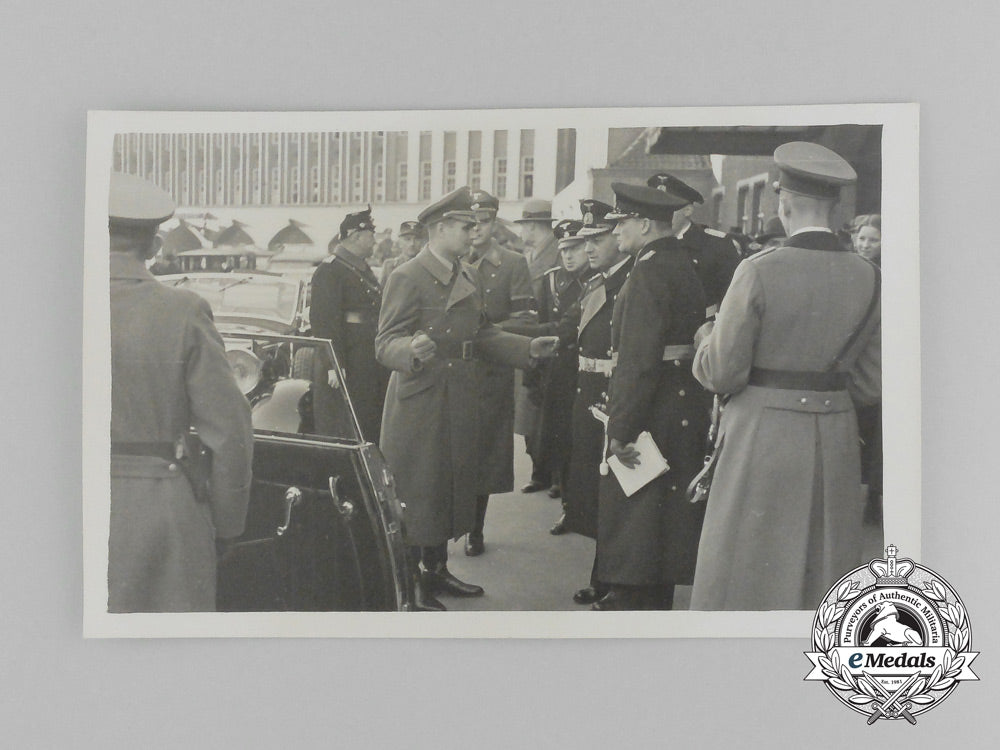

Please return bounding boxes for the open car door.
[215,334,412,611]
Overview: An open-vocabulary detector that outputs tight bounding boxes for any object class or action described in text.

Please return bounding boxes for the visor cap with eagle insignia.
[578,198,616,237]
[469,188,499,218]
[646,173,704,205]
[772,141,857,200]
[553,218,585,250]
[606,182,688,222]
[417,186,479,227]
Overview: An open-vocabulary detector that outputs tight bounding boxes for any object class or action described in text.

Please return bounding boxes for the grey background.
[2,0,996,746]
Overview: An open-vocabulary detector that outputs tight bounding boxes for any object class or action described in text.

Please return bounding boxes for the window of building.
[443,160,456,193]
[375,163,385,202]
[351,164,362,202]
[736,173,769,235]
[251,168,261,203]
[271,167,281,204]
[398,162,408,201]
[469,158,481,190]
[420,161,432,201]
[216,169,225,201]
[289,166,298,203]
[736,184,749,235]
[233,168,243,204]
[494,158,507,198]
[310,165,320,202]
[329,165,340,203]
[521,156,534,198]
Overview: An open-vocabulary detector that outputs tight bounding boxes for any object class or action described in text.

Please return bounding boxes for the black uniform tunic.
[310,245,390,442]
[598,237,711,586]
[678,222,741,317]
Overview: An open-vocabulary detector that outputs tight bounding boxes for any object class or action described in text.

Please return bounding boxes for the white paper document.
[608,431,670,497]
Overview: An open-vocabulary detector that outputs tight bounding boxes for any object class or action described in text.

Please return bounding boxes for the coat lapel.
[577,282,606,338]
[446,266,478,310]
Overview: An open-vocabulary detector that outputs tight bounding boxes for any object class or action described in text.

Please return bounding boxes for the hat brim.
[578,225,613,237]
[513,217,555,224]
[440,210,478,223]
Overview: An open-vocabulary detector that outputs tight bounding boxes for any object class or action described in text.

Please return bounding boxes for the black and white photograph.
[83,105,919,637]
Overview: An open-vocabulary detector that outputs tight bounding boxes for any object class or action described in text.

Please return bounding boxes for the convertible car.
[160,274,412,612]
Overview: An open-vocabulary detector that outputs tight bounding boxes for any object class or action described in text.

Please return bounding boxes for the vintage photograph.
[82,105,920,637]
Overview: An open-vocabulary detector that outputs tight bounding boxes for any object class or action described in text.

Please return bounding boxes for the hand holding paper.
[607,431,670,497]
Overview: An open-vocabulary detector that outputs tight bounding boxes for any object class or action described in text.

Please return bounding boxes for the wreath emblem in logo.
[805,545,979,723]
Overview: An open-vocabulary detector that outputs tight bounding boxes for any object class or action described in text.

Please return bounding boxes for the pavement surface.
[440,438,884,612]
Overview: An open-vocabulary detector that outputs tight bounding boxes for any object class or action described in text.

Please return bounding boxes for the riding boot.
[465,496,488,556]
[407,546,445,611]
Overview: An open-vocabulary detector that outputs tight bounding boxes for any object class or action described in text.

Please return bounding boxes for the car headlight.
[226,348,263,395]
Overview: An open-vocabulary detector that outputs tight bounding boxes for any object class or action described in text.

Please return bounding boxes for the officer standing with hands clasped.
[310,206,391,442]
[689,142,881,611]
[376,186,560,610]
[109,173,253,612]
[594,182,711,611]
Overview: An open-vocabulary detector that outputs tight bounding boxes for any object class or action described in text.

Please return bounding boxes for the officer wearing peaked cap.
[463,188,536,556]
[690,142,880,611]
[109,173,253,611]
[311,205,390,443]
[381,220,425,280]
[647,173,741,320]
[593,182,712,611]
[563,198,633,604]
[376,186,560,609]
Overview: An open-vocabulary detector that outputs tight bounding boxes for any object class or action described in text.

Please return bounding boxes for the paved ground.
[440,439,884,612]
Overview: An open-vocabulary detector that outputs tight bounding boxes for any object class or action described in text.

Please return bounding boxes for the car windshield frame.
[159,273,304,329]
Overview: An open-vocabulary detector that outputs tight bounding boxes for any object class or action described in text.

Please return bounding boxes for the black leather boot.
[591,586,640,611]
[406,548,445,611]
[465,496,488,556]
[550,502,568,535]
[423,563,485,597]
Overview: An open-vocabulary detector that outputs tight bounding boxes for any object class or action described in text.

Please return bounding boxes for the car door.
[216,334,412,612]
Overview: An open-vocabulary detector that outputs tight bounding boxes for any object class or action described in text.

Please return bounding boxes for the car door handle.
[328,475,354,519]
[276,486,303,536]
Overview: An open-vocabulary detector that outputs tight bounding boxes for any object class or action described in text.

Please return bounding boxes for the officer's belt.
[436,340,478,361]
[578,356,614,375]
[344,311,367,324]
[111,441,176,461]
[662,344,695,361]
[748,367,848,392]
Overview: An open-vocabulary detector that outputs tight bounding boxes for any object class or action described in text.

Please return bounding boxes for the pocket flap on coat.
[397,373,436,400]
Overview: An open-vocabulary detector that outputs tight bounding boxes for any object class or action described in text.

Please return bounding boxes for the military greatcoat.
[465,240,535,494]
[597,237,711,587]
[310,245,391,442]
[110,253,253,612]
[678,222,742,317]
[563,257,633,538]
[689,231,881,611]
[376,247,534,547]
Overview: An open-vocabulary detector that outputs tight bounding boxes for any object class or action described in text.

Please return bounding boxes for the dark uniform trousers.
[564,257,634,590]
[599,237,710,609]
[528,265,595,494]
[310,245,390,443]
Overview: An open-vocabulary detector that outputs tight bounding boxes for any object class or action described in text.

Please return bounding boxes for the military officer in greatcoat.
[647,173,742,320]
[109,173,253,612]
[689,143,881,611]
[593,183,712,611]
[558,200,633,605]
[513,199,561,493]
[310,207,391,442]
[380,220,424,280]
[376,187,559,610]
[463,189,536,556]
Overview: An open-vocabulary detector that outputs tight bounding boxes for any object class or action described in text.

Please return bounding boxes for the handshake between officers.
[376,186,560,611]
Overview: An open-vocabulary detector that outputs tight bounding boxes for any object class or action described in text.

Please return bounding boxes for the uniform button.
[692,258,699,264]
[168,463,178,472]
[447,362,453,368]
[824,399,831,406]
[674,360,681,366]
[576,387,581,393]
[486,288,491,293]
[446,327,452,333]
[678,389,685,396]
[800,397,808,404]
[681,419,689,427]
[670,485,677,492]
[491,273,496,278]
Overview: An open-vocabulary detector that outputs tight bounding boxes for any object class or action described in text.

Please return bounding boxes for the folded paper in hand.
[608,431,670,497]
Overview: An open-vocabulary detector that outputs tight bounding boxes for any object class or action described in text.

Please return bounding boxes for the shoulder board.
[321,254,336,263]
[704,227,727,238]
[544,266,561,275]
[638,250,656,263]
[749,245,782,262]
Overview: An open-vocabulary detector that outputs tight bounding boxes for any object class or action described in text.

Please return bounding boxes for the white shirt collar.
[674,220,692,240]
[792,226,835,235]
